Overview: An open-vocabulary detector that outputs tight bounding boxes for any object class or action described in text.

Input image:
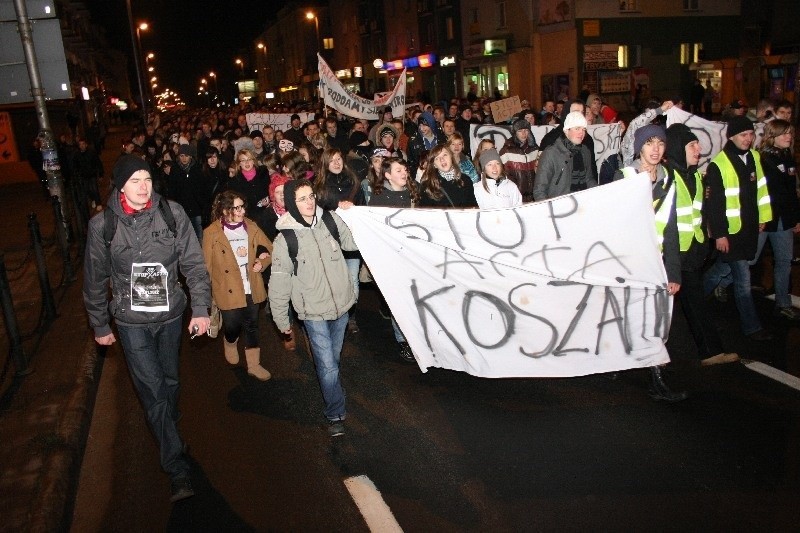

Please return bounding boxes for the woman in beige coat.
[203,190,273,380]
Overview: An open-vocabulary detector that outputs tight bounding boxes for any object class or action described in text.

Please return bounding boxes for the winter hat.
[372,147,392,159]
[726,115,754,138]
[479,148,502,169]
[378,124,397,139]
[283,178,314,227]
[177,144,194,157]
[290,113,301,122]
[249,130,263,139]
[665,123,699,169]
[586,93,602,106]
[633,124,667,156]
[112,155,151,191]
[512,118,530,133]
[349,131,369,150]
[563,111,588,130]
[268,173,291,202]
[417,111,436,130]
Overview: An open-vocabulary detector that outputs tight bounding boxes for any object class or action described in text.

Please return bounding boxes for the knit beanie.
[726,115,754,138]
[665,124,699,169]
[269,174,291,203]
[177,144,193,157]
[563,111,588,130]
[633,124,667,156]
[479,148,502,169]
[112,155,151,191]
[283,179,314,227]
[512,118,530,133]
[349,131,369,150]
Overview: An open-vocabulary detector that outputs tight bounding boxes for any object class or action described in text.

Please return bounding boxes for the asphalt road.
[71,279,800,532]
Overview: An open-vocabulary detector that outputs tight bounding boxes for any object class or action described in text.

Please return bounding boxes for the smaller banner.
[489,96,522,124]
[469,123,623,175]
[319,54,406,120]
[246,112,316,134]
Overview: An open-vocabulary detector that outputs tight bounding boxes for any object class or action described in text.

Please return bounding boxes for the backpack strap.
[283,229,300,275]
[320,210,340,245]
[103,199,177,248]
[158,199,178,238]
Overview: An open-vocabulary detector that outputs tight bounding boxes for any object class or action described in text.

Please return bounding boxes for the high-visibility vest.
[673,169,705,251]
[710,150,772,234]
[621,166,674,251]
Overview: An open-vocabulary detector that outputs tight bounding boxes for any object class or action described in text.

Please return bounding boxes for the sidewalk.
[0,127,128,532]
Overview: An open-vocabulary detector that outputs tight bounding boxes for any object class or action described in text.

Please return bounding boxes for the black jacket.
[760,148,800,233]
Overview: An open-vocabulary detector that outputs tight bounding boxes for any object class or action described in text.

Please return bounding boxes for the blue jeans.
[304,312,349,421]
[346,257,360,302]
[189,215,203,245]
[704,259,763,335]
[751,221,794,308]
[391,316,406,343]
[116,316,189,481]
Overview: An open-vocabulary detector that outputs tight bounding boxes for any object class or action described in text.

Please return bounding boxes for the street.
[71,282,800,532]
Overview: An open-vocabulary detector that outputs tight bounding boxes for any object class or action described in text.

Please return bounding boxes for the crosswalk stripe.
[344,475,403,532]
[743,361,800,391]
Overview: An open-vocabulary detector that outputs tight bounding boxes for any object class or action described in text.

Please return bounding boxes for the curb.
[28,336,104,533]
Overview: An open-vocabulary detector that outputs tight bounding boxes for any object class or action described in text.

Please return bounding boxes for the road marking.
[743,361,800,391]
[344,475,403,532]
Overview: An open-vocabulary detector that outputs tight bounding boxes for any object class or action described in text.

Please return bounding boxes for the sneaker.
[398,342,415,363]
[347,317,359,333]
[170,477,195,503]
[713,285,729,303]
[328,420,345,437]
[775,307,800,321]
[748,329,773,342]
[701,352,741,366]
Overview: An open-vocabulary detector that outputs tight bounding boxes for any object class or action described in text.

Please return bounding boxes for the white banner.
[318,54,406,120]
[469,123,623,174]
[665,108,764,172]
[246,112,316,135]
[339,175,671,378]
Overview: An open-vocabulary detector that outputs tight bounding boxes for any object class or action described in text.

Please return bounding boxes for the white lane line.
[743,361,800,391]
[343,475,403,533]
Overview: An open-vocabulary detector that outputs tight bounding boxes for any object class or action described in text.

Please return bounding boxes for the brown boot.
[245,347,271,381]
[283,328,296,351]
[223,338,239,365]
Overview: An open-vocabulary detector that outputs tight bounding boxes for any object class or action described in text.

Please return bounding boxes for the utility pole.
[13,0,65,202]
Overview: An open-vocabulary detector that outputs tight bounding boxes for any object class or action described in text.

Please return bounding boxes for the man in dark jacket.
[407,111,446,174]
[83,155,211,503]
[71,137,105,210]
[703,116,773,341]
[500,118,539,202]
[168,144,209,243]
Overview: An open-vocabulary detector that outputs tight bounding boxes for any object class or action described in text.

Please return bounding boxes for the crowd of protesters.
[76,88,798,502]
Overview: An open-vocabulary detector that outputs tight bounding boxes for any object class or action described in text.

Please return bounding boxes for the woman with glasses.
[418,145,478,208]
[203,190,273,380]
[227,148,270,223]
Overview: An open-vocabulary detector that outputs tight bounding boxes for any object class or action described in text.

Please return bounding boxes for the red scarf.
[120,192,152,214]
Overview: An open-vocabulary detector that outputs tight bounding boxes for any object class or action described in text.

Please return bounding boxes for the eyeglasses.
[296,193,316,203]
[232,204,245,212]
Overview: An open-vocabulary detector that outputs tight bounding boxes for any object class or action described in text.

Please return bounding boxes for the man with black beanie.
[703,116,774,341]
[83,154,211,502]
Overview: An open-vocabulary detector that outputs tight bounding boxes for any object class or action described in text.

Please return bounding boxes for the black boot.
[648,366,688,402]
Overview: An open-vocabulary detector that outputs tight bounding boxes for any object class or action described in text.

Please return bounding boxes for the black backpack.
[281,210,340,275]
[103,199,177,248]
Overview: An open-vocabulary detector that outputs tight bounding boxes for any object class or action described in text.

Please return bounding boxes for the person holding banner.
[703,116,774,341]
[418,145,478,208]
[500,118,539,202]
[616,125,689,402]
[269,179,358,437]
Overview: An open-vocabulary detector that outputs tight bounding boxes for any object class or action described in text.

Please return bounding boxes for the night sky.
[84,0,288,105]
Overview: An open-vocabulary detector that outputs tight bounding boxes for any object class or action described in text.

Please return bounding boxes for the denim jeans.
[751,220,794,308]
[304,312,349,421]
[116,316,189,480]
[345,257,360,302]
[391,316,406,343]
[704,258,763,335]
[189,215,203,245]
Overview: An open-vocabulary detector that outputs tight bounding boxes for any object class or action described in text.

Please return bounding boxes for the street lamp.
[305,11,320,53]
[126,0,148,123]
[235,58,244,78]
